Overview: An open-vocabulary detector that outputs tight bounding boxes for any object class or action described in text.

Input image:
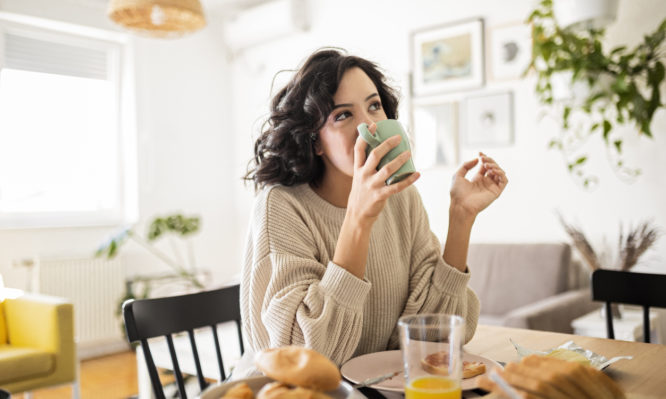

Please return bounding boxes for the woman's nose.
[360,110,382,125]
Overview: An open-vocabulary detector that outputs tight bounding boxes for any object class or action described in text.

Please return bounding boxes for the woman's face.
[316,67,388,178]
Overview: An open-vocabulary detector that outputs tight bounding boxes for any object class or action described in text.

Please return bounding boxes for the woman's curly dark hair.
[244,48,400,190]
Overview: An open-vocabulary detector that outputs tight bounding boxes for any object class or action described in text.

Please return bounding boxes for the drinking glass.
[398,314,465,399]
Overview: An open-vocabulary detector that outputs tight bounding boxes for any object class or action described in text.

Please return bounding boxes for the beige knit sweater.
[240,183,479,366]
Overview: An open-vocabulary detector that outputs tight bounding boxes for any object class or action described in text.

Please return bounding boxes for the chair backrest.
[591,269,666,343]
[123,284,243,399]
[468,243,571,315]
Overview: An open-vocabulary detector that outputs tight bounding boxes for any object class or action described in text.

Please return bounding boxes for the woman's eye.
[369,101,382,111]
[335,111,351,122]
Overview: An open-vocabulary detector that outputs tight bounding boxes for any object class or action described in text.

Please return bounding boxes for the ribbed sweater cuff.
[432,263,471,296]
[319,261,371,310]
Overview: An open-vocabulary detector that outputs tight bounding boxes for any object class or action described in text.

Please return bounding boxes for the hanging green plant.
[527,0,666,187]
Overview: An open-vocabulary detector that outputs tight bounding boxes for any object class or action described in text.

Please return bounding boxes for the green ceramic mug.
[357,119,415,185]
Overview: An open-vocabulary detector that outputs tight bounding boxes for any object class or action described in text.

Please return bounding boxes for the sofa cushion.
[0,345,54,384]
[468,243,571,316]
[0,302,6,344]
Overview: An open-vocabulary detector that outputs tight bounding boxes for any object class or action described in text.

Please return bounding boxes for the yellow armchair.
[0,291,79,397]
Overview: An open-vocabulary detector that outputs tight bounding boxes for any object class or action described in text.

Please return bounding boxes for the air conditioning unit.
[223,0,309,53]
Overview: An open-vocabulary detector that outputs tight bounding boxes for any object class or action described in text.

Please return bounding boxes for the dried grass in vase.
[557,213,602,271]
[558,213,661,272]
[617,221,660,271]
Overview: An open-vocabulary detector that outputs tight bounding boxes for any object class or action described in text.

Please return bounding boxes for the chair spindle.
[188,329,208,390]
[236,320,245,355]
[166,334,187,399]
[141,339,167,399]
[211,325,226,381]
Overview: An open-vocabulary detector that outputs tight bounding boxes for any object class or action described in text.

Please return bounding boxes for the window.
[0,13,137,228]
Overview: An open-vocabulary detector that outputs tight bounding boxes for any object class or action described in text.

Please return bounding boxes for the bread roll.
[223,382,254,399]
[254,346,341,391]
[257,382,332,399]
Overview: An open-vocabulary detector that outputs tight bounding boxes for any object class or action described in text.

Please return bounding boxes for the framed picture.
[489,22,532,81]
[462,92,513,147]
[411,101,459,168]
[411,19,485,96]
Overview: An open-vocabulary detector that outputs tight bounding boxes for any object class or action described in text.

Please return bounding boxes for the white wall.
[0,0,237,288]
[228,0,666,278]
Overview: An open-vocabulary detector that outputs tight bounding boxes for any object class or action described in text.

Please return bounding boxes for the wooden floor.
[13,351,139,399]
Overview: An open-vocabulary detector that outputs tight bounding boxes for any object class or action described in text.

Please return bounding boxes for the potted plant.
[96,213,207,338]
[527,0,666,187]
[97,213,205,289]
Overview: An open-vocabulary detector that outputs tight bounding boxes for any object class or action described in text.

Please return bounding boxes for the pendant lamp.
[108,0,206,38]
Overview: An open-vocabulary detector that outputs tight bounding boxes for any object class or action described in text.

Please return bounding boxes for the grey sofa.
[468,243,599,333]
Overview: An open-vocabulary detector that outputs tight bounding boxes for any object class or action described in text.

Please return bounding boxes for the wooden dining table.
[464,325,666,399]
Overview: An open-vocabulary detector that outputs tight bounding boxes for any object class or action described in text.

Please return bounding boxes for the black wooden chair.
[591,269,666,343]
[123,284,244,399]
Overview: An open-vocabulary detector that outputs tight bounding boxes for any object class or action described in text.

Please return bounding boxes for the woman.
[241,48,507,366]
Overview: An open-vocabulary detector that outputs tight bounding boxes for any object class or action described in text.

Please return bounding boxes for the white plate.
[340,350,502,392]
[197,375,365,399]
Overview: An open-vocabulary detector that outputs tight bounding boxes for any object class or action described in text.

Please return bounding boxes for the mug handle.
[357,123,382,147]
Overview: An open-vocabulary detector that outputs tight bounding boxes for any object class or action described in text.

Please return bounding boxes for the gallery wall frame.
[488,22,533,81]
[410,99,459,169]
[410,18,485,97]
[461,91,514,147]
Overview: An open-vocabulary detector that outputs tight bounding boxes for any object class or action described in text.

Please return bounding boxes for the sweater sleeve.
[243,187,372,366]
[387,189,480,348]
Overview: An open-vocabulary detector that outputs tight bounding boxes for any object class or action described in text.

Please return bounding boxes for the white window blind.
[0,14,137,228]
[4,32,109,80]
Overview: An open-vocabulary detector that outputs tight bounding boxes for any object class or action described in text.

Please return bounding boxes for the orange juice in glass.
[398,314,465,399]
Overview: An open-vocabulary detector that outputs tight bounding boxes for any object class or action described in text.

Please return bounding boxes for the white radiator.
[33,256,128,359]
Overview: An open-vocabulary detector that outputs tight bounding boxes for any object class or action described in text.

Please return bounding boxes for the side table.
[571,307,661,344]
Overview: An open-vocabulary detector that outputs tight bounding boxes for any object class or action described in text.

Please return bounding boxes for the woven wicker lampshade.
[108,0,206,37]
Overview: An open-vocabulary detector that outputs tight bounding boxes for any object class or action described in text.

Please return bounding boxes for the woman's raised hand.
[346,123,420,228]
[449,152,508,217]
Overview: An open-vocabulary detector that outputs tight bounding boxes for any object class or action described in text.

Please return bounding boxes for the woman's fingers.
[353,123,381,170]
[473,152,508,186]
[364,134,402,172]
[485,163,506,180]
[456,157,480,179]
[480,153,505,175]
[354,136,368,169]
[484,164,505,177]
[380,171,420,198]
[376,149,411,183]
[368,122,378,135]
[491,168,508,183]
